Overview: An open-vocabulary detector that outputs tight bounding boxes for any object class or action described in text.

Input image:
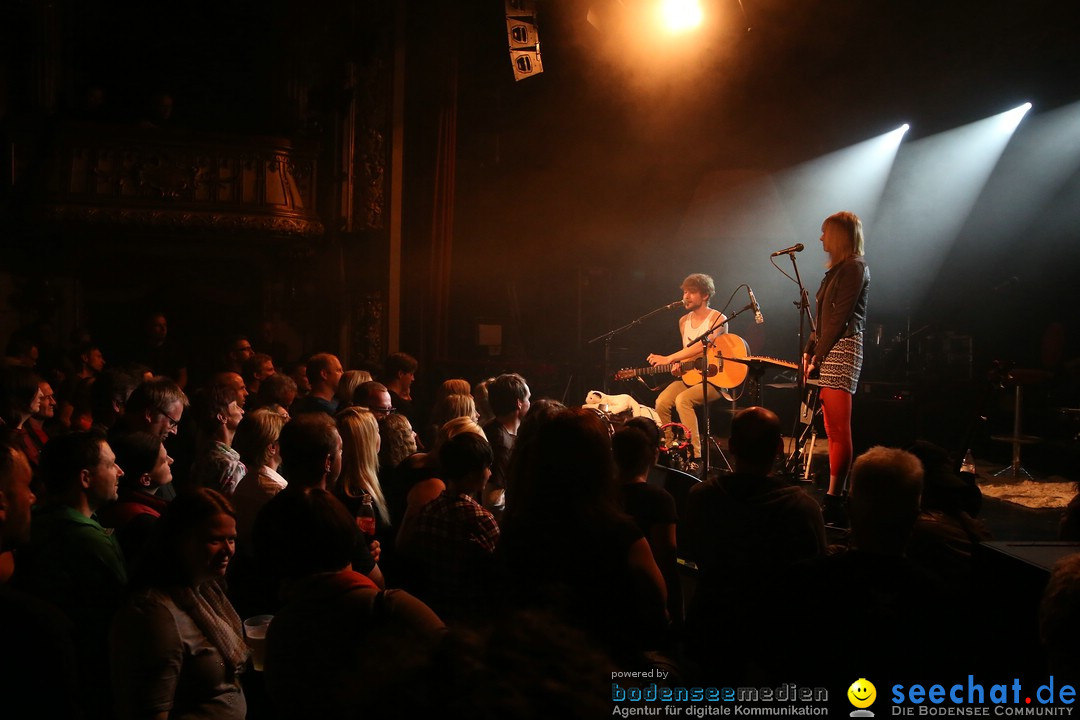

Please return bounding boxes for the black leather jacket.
[805,255,869,366]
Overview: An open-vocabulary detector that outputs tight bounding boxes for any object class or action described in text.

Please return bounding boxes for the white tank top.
[682,309,725,347]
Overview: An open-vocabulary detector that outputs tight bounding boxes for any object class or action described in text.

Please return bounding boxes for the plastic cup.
[243,614,273,671]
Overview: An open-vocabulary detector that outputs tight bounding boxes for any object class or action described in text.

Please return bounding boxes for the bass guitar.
[614,333,750,390]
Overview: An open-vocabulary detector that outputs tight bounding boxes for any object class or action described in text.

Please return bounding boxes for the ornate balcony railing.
[29,123,324,238]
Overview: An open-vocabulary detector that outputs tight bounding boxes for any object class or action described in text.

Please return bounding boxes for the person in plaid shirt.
[400,431,498,621]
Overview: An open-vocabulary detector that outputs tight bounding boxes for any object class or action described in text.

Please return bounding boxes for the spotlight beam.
[871,104,1031,314]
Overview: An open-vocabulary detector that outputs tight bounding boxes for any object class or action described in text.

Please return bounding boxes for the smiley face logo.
[848,678,876,709]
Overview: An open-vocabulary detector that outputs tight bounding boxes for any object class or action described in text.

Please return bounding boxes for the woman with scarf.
[111,488,248,719]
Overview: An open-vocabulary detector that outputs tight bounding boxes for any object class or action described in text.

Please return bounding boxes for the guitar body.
[681,333,750,389]
[614,333,751,390]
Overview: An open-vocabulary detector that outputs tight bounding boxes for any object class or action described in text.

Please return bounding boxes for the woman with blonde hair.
[434,417,485,452]
[379,412,417,473]
[435,378,472,403]
[380,412,419,534]
[802,210,870,525]
[423,393,478,449]
[432,393,478,425]
[472,377,497,426]
[335,407,391,530]
[336,369,373,410]
[231,408,289,547]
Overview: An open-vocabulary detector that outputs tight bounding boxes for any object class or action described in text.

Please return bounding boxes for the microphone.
[666,300,685,310]
[770,243,804,257]
[747,287,764,324]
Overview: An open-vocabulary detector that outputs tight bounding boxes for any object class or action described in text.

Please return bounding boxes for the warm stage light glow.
[659,0,704,33]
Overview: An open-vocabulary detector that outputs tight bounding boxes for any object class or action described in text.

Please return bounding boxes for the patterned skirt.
[819,333,863,394]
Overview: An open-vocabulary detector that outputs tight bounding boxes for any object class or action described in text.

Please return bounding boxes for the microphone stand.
[685,304,752,478]
[778,251,819,476]
[589,302,681,394]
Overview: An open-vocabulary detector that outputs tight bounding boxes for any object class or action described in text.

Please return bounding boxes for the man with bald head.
[291,353,344,417]
[684,406,825,571]
[683,406,826,681]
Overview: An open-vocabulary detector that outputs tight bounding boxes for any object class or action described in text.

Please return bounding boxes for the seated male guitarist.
[647,273,728,467]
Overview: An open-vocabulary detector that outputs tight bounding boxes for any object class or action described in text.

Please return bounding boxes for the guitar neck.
[614,359,696,382]
[745,355,799,370]
[630,363,678,378]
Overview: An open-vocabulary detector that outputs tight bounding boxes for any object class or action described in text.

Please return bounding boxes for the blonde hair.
[824,211,865,258]
[378,412,417,469]
[335,407,389,523]
[430,393,477,429]
[473,377,496,426]
[336,369,373,407]
[434,416,486,453]
[436,378,472,403]
[233,407,288,471]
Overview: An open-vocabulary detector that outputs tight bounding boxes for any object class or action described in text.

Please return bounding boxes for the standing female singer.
[802,211,870,524]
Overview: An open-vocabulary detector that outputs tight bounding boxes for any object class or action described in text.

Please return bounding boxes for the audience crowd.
[0,317,1075,718]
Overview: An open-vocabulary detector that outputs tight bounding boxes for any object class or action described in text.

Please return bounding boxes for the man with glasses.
[116,378,189,442]
[109,378,188,500]
[352,381,395,419]
[225,335,255,374]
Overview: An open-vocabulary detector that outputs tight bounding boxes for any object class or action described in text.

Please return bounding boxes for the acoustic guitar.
[614,333,751,390]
